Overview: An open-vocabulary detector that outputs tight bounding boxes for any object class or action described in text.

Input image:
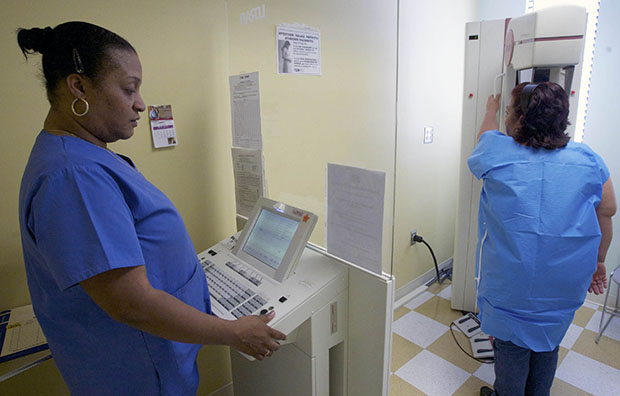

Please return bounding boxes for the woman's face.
[83,49,145,143]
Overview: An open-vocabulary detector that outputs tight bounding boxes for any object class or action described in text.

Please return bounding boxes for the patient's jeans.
[492,338,559,396]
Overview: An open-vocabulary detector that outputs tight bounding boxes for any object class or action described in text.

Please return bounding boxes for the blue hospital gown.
[468,130,609,352]
[19,131,211,395]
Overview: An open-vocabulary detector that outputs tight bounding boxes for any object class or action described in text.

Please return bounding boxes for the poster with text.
[229,72,262,150]
[231,147,265,217]
[276,24,321,75]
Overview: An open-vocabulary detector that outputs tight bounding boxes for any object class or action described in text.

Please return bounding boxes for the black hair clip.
[520,83,539,114]
[72,48,85,74]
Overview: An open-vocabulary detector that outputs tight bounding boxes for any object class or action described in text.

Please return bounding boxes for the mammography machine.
[451,6,587,312]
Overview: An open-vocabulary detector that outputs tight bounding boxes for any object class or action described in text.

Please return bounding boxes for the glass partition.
[225,0,398,275]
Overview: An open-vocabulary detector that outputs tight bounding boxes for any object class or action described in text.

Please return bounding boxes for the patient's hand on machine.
[477,94,501,142]
[230,311,287,360]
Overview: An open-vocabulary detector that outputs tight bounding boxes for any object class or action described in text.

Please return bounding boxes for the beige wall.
[1,0,234,394]
[393,0,477,288]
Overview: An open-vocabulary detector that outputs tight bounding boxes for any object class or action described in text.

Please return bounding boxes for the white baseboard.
[394,257,453,309]
[205,382,233,396]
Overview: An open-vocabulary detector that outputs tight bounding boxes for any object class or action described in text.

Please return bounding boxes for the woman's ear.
[65,74,87,98]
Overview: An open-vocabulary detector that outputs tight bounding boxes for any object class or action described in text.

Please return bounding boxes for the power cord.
[413,234,450,285]
[412,234,492,362]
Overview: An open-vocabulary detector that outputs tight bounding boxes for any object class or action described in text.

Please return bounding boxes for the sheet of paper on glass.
[229,72,262,150]
[326,163,386,275]
[148,105,178,148]
[232,147,266,217]
[276,24,321,75]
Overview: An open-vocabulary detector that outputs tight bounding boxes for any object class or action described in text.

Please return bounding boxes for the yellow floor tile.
[393,306,410,321]
[391,333,423,372]
[453,376,492,396]
[426,330,483,374]
[572,305,596,327]
[550,378,592,396]
[414,296,463,326]
[557,346,569,366]
[389,374,427,396]
[426,280,452,295]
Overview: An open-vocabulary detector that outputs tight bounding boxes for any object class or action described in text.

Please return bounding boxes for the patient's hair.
[509,81,570,149]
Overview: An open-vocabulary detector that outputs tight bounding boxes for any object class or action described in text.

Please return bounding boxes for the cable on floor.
[449,322,495,364]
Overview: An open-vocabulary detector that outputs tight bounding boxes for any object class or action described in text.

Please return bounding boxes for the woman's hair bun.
[17,21,136,99]
[17,26,54,56]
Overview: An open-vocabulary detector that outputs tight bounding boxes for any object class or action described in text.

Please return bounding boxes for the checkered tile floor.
[390,280,620,396]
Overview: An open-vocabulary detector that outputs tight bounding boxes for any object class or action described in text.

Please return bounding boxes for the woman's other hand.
[588,261,608,295]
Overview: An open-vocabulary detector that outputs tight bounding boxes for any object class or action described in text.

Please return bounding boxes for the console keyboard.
[202,259,267,318]
[226,260,263,286]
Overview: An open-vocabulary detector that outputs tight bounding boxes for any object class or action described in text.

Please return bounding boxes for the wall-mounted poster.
[148,104,178,148]
[276,24,321,75]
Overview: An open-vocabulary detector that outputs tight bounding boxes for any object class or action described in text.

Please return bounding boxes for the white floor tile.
[393,281,620,396]
[560,323,584,349]
[555,351,620,396]
[438,285,452,300]
[473,362,495,385]
[395,350,470,396]
[585,310,620,342]
[582,300,599,310]
[393,310,448,348]
[404,291,434,310]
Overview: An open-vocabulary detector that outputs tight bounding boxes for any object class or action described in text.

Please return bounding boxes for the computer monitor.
[232,197,317,282]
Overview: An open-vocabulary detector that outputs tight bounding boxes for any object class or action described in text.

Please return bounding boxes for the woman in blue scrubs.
[470,82,616,396]
[17,22,285,396]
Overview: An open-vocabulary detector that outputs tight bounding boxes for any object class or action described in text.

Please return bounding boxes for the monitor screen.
[233,197,317,282]
[242,208,300,270]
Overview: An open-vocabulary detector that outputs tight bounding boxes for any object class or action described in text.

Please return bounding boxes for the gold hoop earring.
[71,97,89,117]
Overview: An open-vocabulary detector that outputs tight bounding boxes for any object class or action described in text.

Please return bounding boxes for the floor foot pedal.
[470,332,494,359]
[452,313,482,338]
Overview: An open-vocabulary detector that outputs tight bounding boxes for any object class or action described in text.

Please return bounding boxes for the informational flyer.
[232,147,266,217]
[148,105,178,148]
[276,24,321,75]
[326,163,386,275]
[0,305,48,362]
[229,72,262,150]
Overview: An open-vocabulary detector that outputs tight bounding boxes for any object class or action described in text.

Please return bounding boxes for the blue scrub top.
[468,130,609,352]
[19,131,212,395]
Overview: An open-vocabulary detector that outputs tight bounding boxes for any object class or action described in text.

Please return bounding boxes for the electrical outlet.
[410,230,417,246]
[424,127,434,144]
